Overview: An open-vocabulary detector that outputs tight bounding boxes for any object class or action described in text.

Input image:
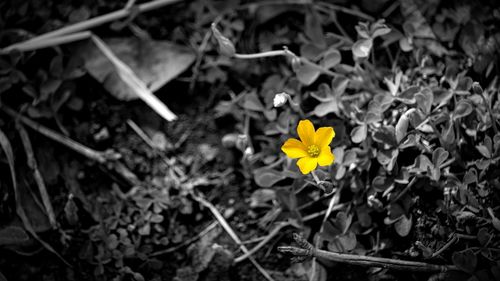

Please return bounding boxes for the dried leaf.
[452,250,477,274]
[0,225,29,246]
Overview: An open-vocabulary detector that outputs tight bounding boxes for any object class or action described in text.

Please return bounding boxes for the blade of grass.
[17,124,57,228]
[0,129,70,266]
[0,31,92,55]
[91,35,177,122]
[1,0,182,53]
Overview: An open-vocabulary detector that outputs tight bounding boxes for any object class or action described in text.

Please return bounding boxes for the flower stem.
[310,170,321,184]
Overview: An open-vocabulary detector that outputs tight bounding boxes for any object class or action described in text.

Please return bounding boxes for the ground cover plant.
[0,0,499,280]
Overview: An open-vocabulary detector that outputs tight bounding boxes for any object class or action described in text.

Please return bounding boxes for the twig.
[149,221,218,257]
[191,192,276,281]
[1,0,182,53]
[17,124,57,228]
[1,105,140,186]
[278,233,457,272]
[2,106,111,163]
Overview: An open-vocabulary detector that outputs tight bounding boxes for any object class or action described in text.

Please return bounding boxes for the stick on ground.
[278,233,458,273]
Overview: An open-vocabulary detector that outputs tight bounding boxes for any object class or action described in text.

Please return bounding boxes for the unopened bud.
[211,23,236,57]
[472,82,483,95]
[273,92,290,107]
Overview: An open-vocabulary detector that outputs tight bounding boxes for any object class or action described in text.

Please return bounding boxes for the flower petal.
[297,120,315,146]
[297,157,318,174]
[315,127,335,148]
[281,138,308,158]
[318,147,335,166]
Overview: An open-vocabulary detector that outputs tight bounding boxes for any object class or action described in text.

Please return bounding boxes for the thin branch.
[1,105,140,186]
[278,233,458,272]
[2,106,110,163]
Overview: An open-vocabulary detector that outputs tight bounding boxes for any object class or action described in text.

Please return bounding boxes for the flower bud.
[273,92,290,107]
[211,23,236,57]
[472,82,483,95]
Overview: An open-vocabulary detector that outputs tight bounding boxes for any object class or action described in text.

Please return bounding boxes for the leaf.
[415,88,433,115]
[370,19,391,38]
[249,189,276,208]
[242,92,265,111]
[372,126,397,147]
[397,86,420,104]
[0,225,29,246]
[372,176,393,192]
[254,168,286,188]
[394,215,412,237]
[321,48,341,69]
[87,36,183,121]
[476,228,490,246]
[295,62,320,85]
[454,100,473,120]
[78,37,195,120]
[476,145,491,159]
[311,83,333,102]
[452,250,477,274]
[395,110,411,143]
[334,211,352,234]
[80,37,195,98]
[351,124,367,143]
[300,43,324,60]
[352,39,372,58]
[432,147,449,167]
[337,232,357,251]
[313,100,337,117]
[305,8,325,47]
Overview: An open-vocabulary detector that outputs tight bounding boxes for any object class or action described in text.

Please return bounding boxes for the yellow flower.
[281,120,335,174]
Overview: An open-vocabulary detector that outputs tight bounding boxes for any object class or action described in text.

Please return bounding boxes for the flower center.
[307,145,320,157]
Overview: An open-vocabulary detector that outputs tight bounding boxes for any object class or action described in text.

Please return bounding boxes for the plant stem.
[278,233,458,272]
[234,48,340,78]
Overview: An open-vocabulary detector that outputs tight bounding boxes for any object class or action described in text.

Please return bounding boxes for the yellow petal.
[315,127,335,147]
[297,120,315,146]
[317,147,335,166]
[281,138,308,158]
[297,157,318,174]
